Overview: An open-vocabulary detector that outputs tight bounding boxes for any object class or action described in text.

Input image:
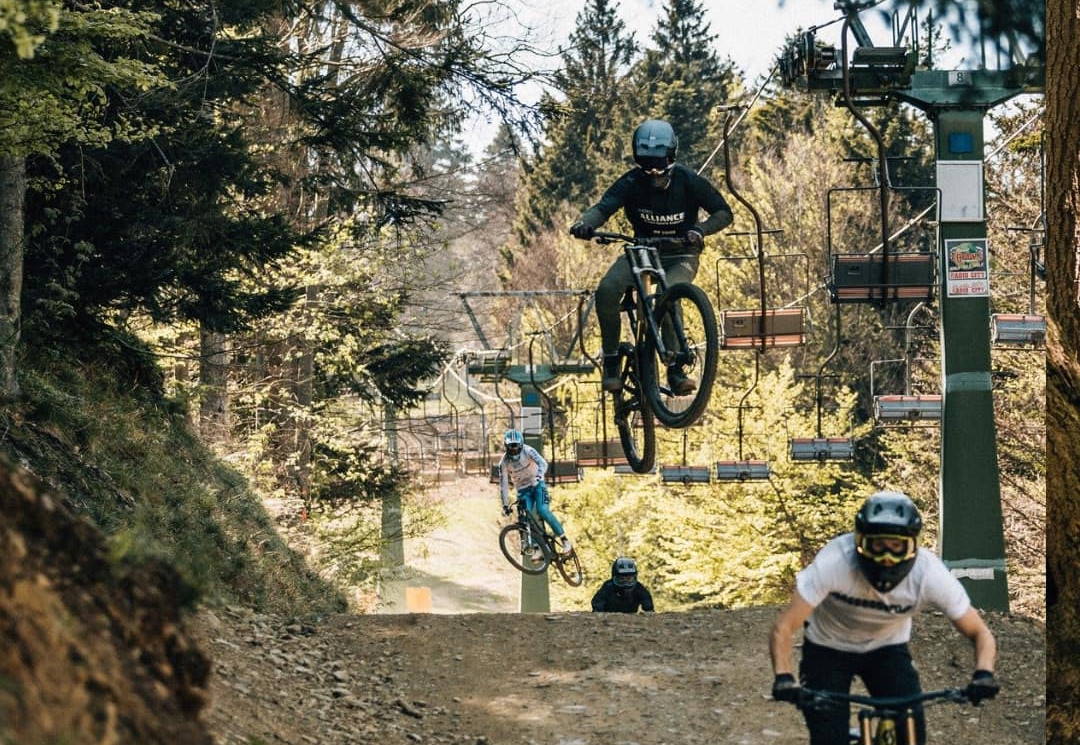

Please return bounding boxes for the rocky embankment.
[0,459,212,745]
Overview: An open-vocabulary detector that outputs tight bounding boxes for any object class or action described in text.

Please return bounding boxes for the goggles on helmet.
[505,442,523,457]
[638,156,673,176]
[856,533,916,565]
[613,573,636,588]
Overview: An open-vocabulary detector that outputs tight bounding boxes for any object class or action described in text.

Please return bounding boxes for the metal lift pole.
[932,108,1008,609]
[783,0,1043,610]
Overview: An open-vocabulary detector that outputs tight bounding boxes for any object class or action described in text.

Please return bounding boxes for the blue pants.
[518,483,565,537]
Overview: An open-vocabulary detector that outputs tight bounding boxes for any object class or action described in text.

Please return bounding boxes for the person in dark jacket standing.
[570,119,734,394]
[591,557,654,613]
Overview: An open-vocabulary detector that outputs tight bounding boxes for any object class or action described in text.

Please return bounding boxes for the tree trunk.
[199,328,231,443]
[0,155,25,401]
[1046,1,1080,741]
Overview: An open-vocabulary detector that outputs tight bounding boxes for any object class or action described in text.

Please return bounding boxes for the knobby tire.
[644,282,719,428]
[498,522,549,575]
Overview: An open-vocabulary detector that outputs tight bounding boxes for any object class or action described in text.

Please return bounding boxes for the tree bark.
[1046,1,1080,742]
[0,155,25,401]
[199,327,231,443]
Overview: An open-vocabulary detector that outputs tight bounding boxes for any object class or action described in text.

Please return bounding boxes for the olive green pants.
[595,253,700,356]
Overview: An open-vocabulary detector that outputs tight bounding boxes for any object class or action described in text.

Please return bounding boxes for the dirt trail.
[195,607,1043,745]
[382,476,522,614]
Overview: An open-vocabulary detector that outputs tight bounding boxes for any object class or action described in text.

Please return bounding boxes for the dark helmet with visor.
[632,120,679,181]
[611,556,638,589]
[854,491,922,592]
[503,429,524,460]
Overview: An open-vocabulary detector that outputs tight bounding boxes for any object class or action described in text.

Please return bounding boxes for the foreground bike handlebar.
[590,231,690,248]
[795,686,972,712]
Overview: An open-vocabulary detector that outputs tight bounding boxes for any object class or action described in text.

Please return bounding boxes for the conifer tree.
[634,0,738,169]
[512,0,638,245]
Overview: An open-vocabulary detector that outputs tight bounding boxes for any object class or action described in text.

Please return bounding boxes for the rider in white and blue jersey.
[498,429,573,559]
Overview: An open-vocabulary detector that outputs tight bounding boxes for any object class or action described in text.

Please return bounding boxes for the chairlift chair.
[615,463,657,475]
[546,460,583,485]
[715,353,771,482]
[870,304,942,424]
[466,349,511,382]
[660,429,711,485]
[716,108,808,351]
[575,439,628,468]
[990,313,1046,347]
[788,306,856,464]
[992,216,1047,347]
[789,437,855,462]
[715,460,771,481]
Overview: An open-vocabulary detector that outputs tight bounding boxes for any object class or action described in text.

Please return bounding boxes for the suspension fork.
[626,244,674,361]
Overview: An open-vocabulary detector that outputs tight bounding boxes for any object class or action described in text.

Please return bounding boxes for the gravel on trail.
[194,605,1043,745]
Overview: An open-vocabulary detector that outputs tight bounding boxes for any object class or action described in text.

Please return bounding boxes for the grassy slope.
[1,344,344,616]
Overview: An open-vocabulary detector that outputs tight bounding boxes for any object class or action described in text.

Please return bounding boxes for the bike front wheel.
[643,282,719,428]
[613,352,656,473]
[499,523,549,575]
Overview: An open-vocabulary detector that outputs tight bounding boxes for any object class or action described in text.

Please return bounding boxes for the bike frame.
[613,237,693,368]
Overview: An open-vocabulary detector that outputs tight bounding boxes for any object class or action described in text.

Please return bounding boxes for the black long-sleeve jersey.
[591,580,655,613]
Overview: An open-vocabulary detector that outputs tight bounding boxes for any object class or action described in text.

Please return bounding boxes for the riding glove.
[502,504,512,517]
[686,227,705,249]
[771,673,800,703]
[570,221,595,240]
[965,670,999,704]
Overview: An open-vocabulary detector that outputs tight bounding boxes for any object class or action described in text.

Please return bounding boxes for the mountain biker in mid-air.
[591,557,655,613]
[768,491,999,745]
[498,429,573,560]
[569,119,734,394]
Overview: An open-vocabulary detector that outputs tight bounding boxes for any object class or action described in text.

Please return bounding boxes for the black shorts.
[799,638,926,745]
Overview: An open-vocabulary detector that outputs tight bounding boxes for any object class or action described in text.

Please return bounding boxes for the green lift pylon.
[782,0,1044,610]
[461,290,594,613]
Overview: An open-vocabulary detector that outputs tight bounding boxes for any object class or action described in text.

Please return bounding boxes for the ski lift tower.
[459,290,595,613]
[780,0,1044,610]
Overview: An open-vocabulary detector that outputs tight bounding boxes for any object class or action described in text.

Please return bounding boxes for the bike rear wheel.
[499,523,549,575]
[643,282,719,428]
[613,349,656,473]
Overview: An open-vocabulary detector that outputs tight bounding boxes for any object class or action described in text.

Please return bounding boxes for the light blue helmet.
[503,429,524,460]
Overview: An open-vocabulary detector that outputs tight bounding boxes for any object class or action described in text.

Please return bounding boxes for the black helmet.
[611,556,638,589]
[632,119,678,175]
[854,491,922,592]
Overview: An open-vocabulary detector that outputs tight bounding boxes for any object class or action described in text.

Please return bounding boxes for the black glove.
[965,670,999,705]
[502,504,512,517]
[772,673,800,703]
[686,227,705,250]
[570,221,595,240]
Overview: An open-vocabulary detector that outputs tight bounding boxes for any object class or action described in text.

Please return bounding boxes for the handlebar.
[796,687,971,712]
[590,231,689,247]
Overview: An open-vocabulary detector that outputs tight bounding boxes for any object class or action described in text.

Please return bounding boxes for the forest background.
[0,0,1045,621]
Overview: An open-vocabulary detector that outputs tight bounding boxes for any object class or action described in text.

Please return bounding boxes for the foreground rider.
[569,119,734,394]
[768,491,999,745]
[498,430,573,559]
[591,557,654,613]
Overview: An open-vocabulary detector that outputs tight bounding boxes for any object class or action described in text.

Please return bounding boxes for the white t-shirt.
[796,533,971,653]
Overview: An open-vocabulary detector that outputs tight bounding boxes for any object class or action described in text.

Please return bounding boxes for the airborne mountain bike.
[589,232,719,472]
[498,500,584,586]
[793,685,980,745]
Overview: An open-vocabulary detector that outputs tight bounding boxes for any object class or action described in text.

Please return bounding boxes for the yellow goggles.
[856,533,917,564]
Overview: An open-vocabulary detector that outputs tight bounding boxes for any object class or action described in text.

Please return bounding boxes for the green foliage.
[2,342,344,615]
[0,0,59,58]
